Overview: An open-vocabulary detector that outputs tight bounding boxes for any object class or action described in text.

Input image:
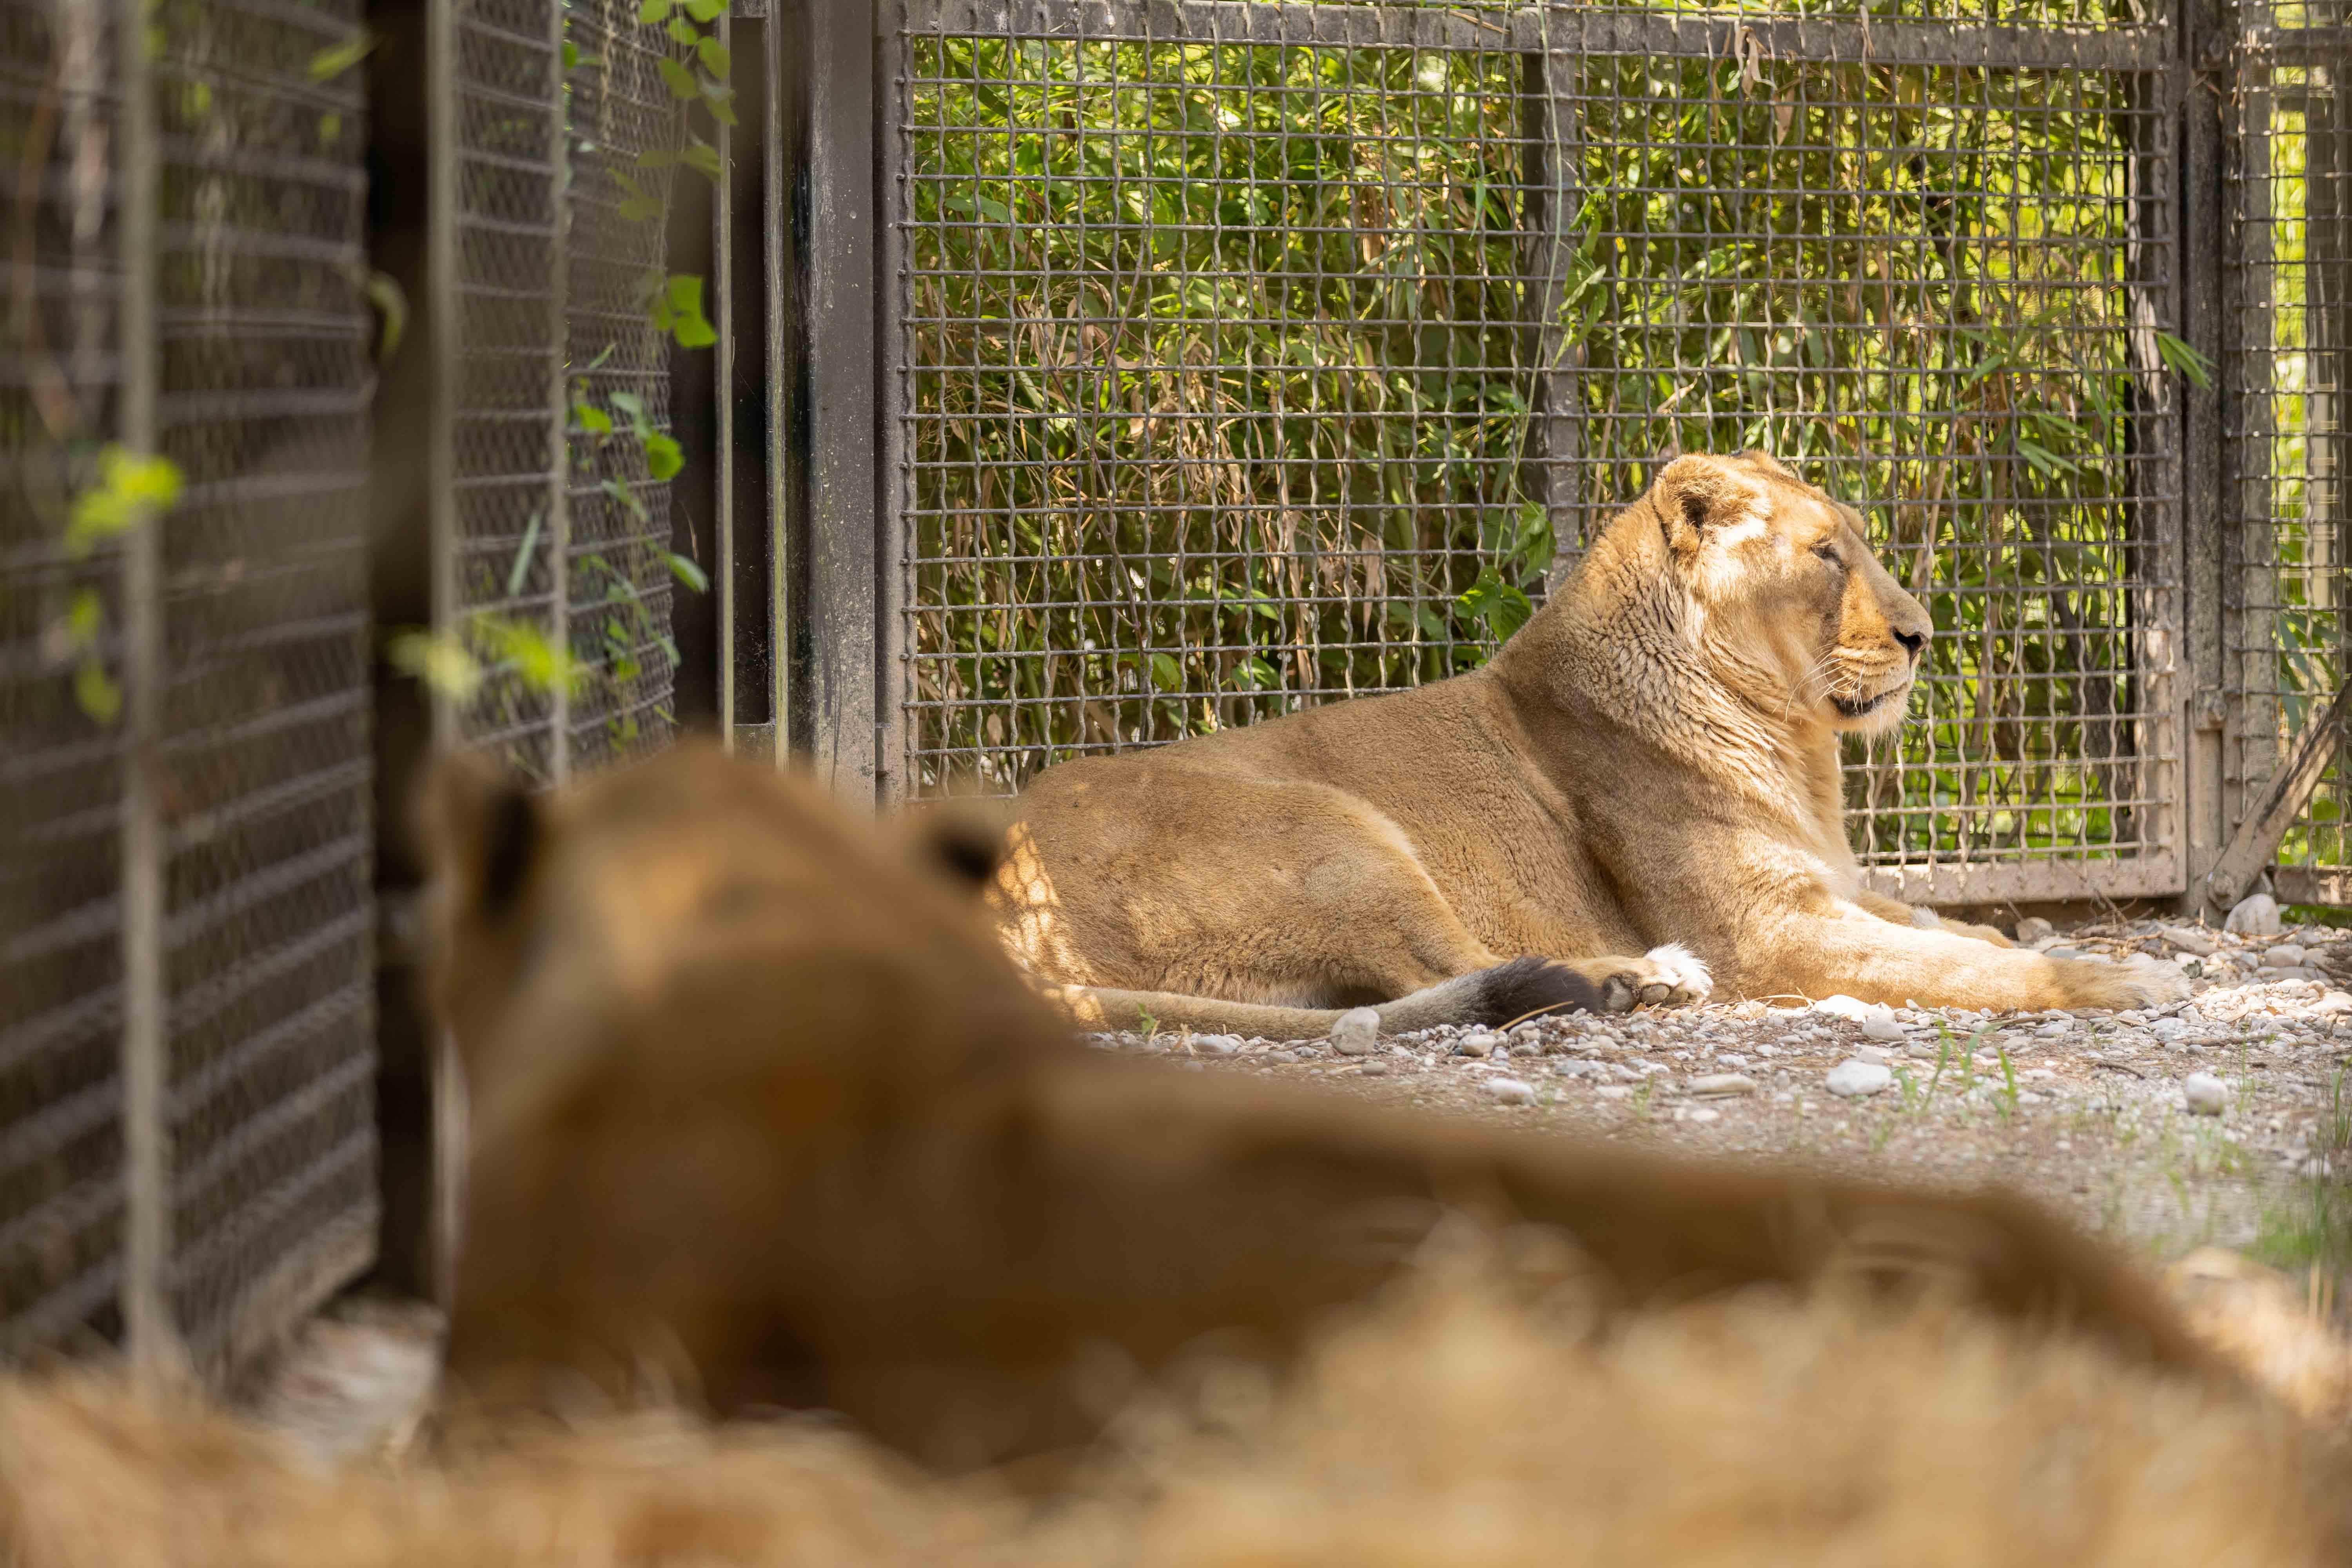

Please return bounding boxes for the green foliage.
[647,272,717,348]
[388,615,584,710]
[48,448,186,725]
[364,270,408,360]
[305,32,376,83]
[388,627,488,706]
[1994,1047,2020,1119]
[65,446,182,557]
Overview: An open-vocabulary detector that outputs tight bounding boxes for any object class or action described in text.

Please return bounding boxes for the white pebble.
[1860,1013,1906,1042]
[2184,1072,2229,1116]
[1330,1008,1380,1056]
[1689,1073,1758,1098]
[1825,1060,1894,1098]
[1483,1076,1536,1105]
[2227,893,2283,936]
[1455,1031,1500,1059]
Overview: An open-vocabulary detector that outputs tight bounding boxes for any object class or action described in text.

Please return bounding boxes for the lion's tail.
[1039,957,1614,1043]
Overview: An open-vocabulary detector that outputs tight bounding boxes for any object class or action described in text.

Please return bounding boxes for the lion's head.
[1610,450,1933,736]
[411,740,1053,1140]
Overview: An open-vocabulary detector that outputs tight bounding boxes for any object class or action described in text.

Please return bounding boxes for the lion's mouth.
[1830,686,1904,720]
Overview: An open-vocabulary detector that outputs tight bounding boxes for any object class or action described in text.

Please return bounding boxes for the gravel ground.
[1087,906,2352,1266]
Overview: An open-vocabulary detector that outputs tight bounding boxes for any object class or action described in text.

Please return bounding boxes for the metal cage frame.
[712,0,2324,918]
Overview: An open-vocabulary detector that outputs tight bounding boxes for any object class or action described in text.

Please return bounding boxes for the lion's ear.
[412,751,544,924]
[1651,453,1757,553]
[897,799,1011,895]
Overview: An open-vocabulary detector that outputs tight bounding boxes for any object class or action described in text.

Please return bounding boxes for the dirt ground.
[1087,912,2352,1274]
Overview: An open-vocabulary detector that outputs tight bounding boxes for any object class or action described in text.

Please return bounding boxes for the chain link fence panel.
[563,0,682,768]
[0,0,129,1362]
[150,0,377,1376]
[2,0,377,1373]
[444,0,569,782]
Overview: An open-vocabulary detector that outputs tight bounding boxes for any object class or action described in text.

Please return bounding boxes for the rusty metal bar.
[2205,681,2352,910]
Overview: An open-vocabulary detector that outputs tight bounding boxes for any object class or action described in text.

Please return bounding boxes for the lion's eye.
[1813,543,1844,571]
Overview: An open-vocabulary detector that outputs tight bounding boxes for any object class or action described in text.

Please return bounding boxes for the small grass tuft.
[2252,1070,2352,1281]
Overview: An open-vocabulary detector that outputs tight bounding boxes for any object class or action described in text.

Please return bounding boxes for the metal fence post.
[716,8,738,748]
[2122,18,2187,899]
[784,0,882,804]
[2180,0,2230,912]
[766,0,792,763]
[114,0,175,1379]
[876,0,907,805]
[426,0,459,759]
[544,0,572,786]
[1521,12,1584,584]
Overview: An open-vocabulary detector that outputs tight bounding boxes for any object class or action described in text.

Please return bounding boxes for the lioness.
[994,450,2185,1035]
[416,742,2224,1472]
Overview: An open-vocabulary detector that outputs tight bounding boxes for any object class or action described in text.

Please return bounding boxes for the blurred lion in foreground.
[2,744,2348,1565]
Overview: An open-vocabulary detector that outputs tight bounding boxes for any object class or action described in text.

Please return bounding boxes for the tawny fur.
[4,1261,2348,1568]
[410,743,2229,1473]
[992,450,2184,1033]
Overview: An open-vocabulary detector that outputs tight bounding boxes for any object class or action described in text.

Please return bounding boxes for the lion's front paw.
[1596,944,1714,1013]
[2053,952,2189,1011]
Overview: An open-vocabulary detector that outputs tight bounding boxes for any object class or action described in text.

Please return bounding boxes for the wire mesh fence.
[893,15,1542,790]
[2227,2,2352,906]
[0,0,129,1361]
[883,0,2187,904]
[0,0,379,1373]
[435,0,683,782]
[0,0,691,1372]
[150,0,377,1375]
[444,0,569,783]
[563,0,683,768]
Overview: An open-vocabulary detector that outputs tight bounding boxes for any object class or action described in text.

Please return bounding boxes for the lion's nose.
[1893,625,1927,664]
